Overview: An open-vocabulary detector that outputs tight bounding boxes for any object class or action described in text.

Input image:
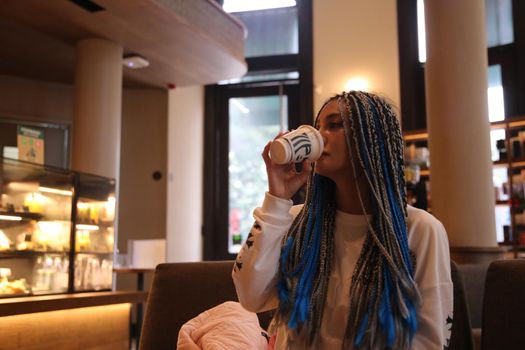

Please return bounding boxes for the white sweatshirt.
[232,193,453,350]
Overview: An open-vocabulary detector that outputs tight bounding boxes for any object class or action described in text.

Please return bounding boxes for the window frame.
[203,0,312,260]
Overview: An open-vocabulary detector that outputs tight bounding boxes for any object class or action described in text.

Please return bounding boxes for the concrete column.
[424,0,498,250]
[72,39,123,178]
[166,86,203,262]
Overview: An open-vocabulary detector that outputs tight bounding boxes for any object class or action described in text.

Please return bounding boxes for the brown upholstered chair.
[449,260,475,350]
[457,263,490,329]
[139,261,273,350]
[457,262,490,349]
[139,260,474,350]
[481,259,525,350]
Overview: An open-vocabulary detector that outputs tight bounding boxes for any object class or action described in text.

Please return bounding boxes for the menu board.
[17,126,45,164]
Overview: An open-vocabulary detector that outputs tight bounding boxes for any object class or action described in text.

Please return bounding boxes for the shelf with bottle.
[0,211,42,222]
[0,267,31,297]
[0,219,71,254]
[0,250,114,297]
[75,223,114,254]
[0,251,70,297]
[76,197,115,227]
[498,118,525,257]
[403,135,431,211]
[0,157,116,298]
[0,179,74,223]
[0,250,71,259]
[74,253,113,292]
[403,116,525,257]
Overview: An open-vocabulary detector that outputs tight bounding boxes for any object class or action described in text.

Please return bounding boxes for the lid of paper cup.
[298,125,324,161]
[270,139,292,164]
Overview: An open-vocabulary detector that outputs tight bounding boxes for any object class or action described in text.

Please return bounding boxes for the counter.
[0,291,147,350]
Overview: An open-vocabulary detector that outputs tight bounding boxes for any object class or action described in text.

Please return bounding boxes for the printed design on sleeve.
[443,312,453,350]
[233,221,262,273]
[234,259,243,273]
[261,331,270,343]
[246,221,261,248]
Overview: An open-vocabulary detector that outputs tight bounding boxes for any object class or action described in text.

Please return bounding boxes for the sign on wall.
[17,126,44,164]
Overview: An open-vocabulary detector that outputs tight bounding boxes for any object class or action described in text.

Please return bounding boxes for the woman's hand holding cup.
[262,132,313,200]
[262,126,323,199]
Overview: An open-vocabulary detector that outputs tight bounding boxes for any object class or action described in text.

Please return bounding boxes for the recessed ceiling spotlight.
[123,55,150,69]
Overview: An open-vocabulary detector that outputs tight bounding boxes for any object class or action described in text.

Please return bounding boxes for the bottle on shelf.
[496,139,508,161]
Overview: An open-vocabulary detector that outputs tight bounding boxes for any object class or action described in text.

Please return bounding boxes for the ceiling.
[0,0,247,88]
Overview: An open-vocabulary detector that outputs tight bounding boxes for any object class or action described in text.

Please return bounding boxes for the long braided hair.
[271,91,422,349]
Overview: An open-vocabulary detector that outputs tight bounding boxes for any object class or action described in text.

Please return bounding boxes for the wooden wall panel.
[0,304,130,350]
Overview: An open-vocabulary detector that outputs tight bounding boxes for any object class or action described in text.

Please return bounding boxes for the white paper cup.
[269,125,324,164]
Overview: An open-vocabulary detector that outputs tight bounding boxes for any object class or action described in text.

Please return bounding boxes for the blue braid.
[353,95,418,344]
[272,92,421,348]
[371,104,413,272]
[278,174,328,330]
[379,262,396,346]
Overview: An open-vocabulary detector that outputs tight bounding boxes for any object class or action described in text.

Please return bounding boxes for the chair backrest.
[139,261,238,350]
[139,260,274,350]
[456,263,490,328]
[481,259,525,350]
[449,260,475,350]
[139,260,477,350]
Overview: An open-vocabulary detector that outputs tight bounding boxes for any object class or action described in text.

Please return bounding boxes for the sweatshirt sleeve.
[408,208,454,350]
[231,192,299,313]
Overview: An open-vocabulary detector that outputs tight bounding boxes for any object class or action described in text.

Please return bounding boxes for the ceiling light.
[38,186,73,196]
[0,215,22,221]
[76,224,100,231]
[123,55,150,69]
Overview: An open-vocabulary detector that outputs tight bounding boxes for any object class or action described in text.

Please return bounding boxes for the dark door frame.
[203,82,306,260]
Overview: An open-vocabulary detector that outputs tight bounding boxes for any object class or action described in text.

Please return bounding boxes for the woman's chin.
[314,165,332,178]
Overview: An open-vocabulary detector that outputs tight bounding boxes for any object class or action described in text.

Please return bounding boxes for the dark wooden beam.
[397,0,427,131]
[513,0,525,115]
[246,54,299,75]
[297,0,314,125]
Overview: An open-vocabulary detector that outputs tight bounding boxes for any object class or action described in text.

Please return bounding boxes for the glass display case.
[0,157,116,298]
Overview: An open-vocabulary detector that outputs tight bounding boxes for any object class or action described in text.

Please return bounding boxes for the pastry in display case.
[0,157,116,297]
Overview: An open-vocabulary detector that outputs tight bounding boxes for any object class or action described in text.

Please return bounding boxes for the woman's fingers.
[298,160,312,182]
[262,141,272,165]
[273,131,286,141]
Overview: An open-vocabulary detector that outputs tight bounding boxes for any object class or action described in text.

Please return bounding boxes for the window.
[234,7,299,57]
[223,0,296,13]
[417,0,515,63]
[486,0,514,47]
[399,0,525,130]
[204,0,312,260]
[228,96,287,254]
[488,65,505,122]
[417,0,426,63]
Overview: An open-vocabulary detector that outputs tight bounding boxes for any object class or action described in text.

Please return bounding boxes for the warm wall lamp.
[344,77,370,92]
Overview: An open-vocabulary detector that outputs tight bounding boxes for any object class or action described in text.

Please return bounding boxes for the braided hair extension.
[271,91,422,349]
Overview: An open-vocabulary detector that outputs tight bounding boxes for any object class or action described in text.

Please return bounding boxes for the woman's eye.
[328,122,344,129]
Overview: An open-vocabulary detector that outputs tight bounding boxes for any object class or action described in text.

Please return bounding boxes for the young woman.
[232,91,453,349]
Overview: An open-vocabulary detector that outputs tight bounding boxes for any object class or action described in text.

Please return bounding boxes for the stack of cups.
[269,125,324,164]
